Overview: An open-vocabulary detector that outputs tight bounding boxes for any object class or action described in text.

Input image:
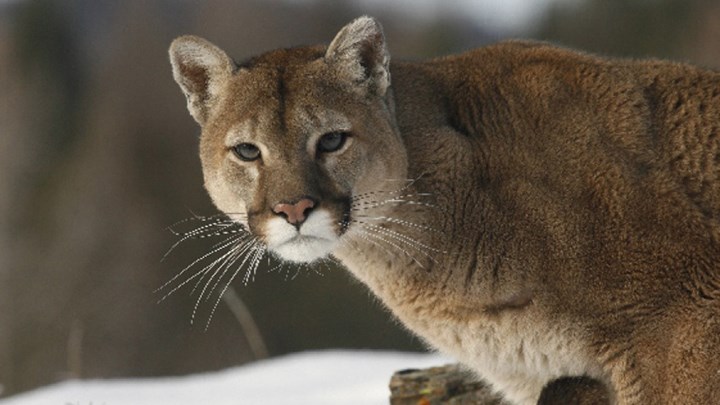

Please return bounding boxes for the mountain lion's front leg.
[538,377,611,405]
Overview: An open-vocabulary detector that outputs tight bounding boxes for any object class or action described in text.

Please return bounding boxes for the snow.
[0,350,450,405]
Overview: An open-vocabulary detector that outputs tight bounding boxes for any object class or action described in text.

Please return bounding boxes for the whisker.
[205,238,258,301]
[351,197,438,211]
[352,178,430,193]
[358,229,427,268]
[191,246,248,324]
[350,215,441,233]
[351,192,432,205]
[205,241,266,330]
[352,190,432,200]
[268,260,286,274]
[309,261,326,277]
[156,234,246,301]
[167,215,245,238]
[352,228,426,269]
[244,243,267,285]
[202,245,258,329]
[163,220,247,261]
[166,214,227,230]
[355,221,444,256]
[290,264,303,280]
[350,173,430,201]
[161,213,280,330]
[189,240,248,297]
[195,255,248,326]
[159,263,213,305]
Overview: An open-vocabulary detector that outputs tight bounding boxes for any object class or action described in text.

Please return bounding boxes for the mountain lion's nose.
[273,198,316,226]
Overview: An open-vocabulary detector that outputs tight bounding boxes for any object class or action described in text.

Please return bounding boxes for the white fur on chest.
[405,308,600,405]
[335,246,603,404]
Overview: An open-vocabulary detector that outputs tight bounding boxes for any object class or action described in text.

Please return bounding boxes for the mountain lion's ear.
[169,36,234,126]
[325,16,390,97]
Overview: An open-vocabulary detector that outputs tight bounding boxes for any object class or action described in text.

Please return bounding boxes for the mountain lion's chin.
[272,236,337,263]
[263,210,340,263]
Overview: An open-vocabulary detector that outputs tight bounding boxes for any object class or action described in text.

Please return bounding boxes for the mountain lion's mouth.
[271,234,338,263]
[280,234,330,246]
[263,209,341,263]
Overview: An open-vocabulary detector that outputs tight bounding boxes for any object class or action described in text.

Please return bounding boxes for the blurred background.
[1,0,719,398]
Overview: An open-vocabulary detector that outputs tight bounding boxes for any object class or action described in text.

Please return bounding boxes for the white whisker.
[191,238,258,324]
[356,221,443,257]
[351,228,427,269]
[156,234,246,302]
[205,238,258,300]
[163,219,246,261]
[189,241,245,297]
[351,215,442,234]
[205,242,266,331]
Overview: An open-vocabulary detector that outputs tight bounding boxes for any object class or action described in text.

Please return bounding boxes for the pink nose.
[273,198,316,225]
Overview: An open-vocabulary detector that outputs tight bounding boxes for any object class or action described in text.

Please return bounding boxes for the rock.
[389,364,511,405]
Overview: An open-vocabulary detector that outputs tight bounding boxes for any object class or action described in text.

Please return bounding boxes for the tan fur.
[170,16,720,404]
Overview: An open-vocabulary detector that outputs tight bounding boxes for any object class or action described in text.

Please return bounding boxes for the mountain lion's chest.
[398,304,601,405]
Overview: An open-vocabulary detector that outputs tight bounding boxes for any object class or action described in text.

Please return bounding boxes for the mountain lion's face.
[170,18,406,263]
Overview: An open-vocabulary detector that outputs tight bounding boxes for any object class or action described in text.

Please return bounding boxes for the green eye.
[233,143,261,161]
[317,131,349,154]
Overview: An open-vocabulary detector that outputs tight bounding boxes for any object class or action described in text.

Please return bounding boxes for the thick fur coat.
[170,17,720,404]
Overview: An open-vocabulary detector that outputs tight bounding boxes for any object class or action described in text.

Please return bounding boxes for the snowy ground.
[0,350,450,405]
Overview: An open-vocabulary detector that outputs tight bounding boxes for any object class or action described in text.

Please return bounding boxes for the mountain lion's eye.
[317,131,349,154]
[232,143,261,161]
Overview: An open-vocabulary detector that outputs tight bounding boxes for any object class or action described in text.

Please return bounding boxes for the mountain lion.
[169,16,720,404]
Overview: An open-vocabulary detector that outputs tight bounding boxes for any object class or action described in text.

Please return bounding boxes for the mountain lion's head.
[169,17,408,263]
